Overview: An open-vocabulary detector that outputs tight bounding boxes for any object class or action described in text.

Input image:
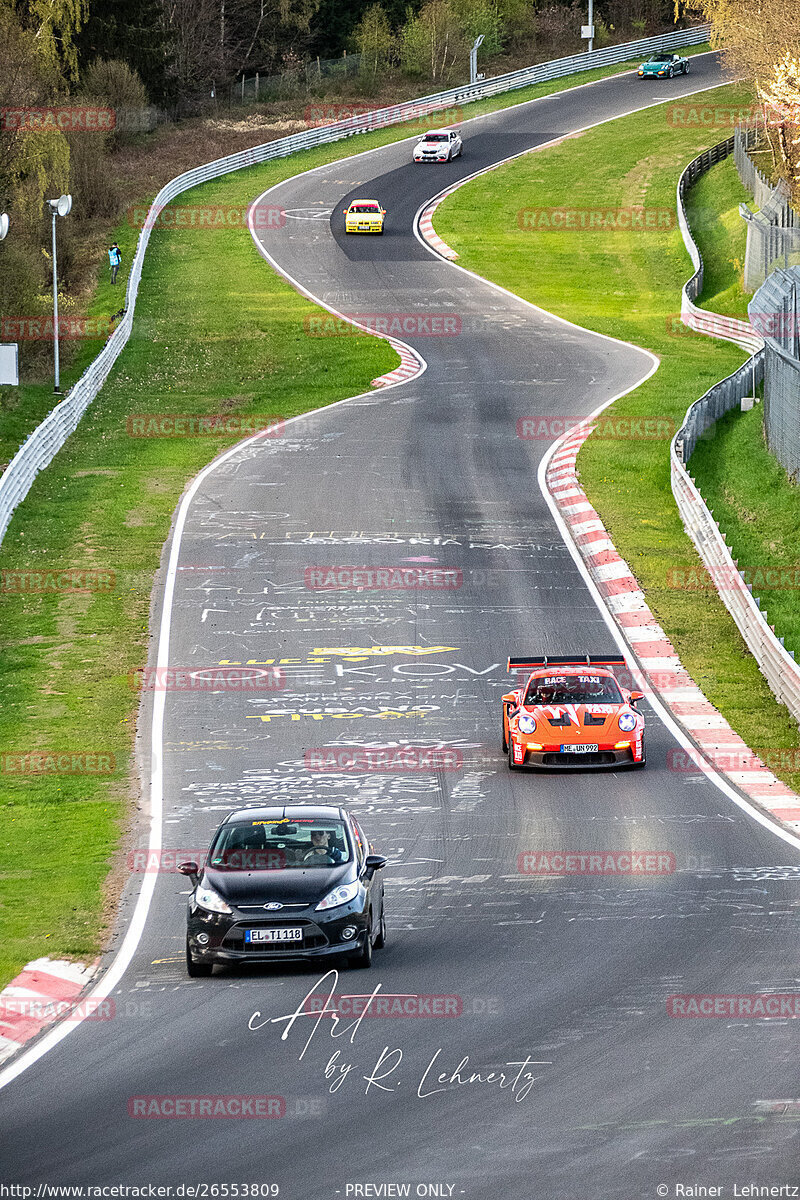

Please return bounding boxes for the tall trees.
[76,0,173,104]
[696,0,800,201]
[163,0,321,95]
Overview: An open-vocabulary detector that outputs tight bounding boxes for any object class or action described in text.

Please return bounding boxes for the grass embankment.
[1,52,726,990]
[687,158,800,667]
[685,154,750,318]
[434,81,800,790]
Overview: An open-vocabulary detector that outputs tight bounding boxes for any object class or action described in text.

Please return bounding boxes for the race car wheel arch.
[637,734,647,767]
[507,739,522,771]
[502,705,509,752]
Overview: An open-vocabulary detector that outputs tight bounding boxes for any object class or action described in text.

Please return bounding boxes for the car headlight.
[316,880,360,911]
[194,882,232,914]
[517,713,537,735]
[618,711,638,733]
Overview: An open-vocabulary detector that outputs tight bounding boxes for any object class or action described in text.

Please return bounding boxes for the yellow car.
[343,199,386,234]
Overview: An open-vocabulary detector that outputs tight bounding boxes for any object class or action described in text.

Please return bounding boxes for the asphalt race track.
[4,53,800,1200]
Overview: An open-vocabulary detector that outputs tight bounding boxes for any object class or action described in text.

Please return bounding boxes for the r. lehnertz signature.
[248,969,550,1103]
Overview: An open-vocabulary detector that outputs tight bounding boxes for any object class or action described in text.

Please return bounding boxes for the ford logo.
[265,902,283,911]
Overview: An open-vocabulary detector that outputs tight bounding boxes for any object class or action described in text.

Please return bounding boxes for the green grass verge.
[685,157,800,672]
[689,402,800,665]
[0,41,713,990]
[685,154,750,317]
[435,79,800,791]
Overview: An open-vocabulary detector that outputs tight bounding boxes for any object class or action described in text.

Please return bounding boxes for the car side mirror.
[178,860,199,882]
[363,854,387,878]
[629,691,644,703]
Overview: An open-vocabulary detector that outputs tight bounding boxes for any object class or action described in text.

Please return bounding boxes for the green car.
[638,52,690,78]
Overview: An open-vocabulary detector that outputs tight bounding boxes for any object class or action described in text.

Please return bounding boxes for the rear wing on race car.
[507,655,627,672]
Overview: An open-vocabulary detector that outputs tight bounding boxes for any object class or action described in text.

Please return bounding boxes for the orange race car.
[502,655,645,771]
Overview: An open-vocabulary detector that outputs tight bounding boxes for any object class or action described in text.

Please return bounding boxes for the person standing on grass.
[108,242,122,284]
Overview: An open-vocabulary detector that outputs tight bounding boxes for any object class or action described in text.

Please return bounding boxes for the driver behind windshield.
[303,829,345,864]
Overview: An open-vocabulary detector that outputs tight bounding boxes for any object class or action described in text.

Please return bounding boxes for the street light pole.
[47,194,72,395]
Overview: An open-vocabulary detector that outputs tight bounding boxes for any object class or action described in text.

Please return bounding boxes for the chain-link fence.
[734,125,800,291]
[749,266,800,480]
[233,53,363,103]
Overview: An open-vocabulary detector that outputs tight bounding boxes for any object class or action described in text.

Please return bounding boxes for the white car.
[413,129,463,163]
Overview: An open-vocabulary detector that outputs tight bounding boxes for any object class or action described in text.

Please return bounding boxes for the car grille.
[584,713,607,726]
[540,750,618,766]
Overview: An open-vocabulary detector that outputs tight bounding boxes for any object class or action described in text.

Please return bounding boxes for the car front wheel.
[508,740,522,771]
[186,936,213,977]
[374,903,386,949]
[668,66,674,77]
[502,707,509,752]
[684,61,689,73]
[350,923,373,968]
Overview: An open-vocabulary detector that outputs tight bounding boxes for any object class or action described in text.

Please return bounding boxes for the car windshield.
[651,53,671,61]
[524,674,623,705]
[425,134,449,142]
[209,818,352,870]
[350,204,379,213]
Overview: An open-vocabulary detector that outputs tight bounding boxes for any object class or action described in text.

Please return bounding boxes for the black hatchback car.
[179,804,386,976]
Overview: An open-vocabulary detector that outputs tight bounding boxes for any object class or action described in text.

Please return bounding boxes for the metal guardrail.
[671,142,800,725]
[676,136,764,354]
[0,24,711,546]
